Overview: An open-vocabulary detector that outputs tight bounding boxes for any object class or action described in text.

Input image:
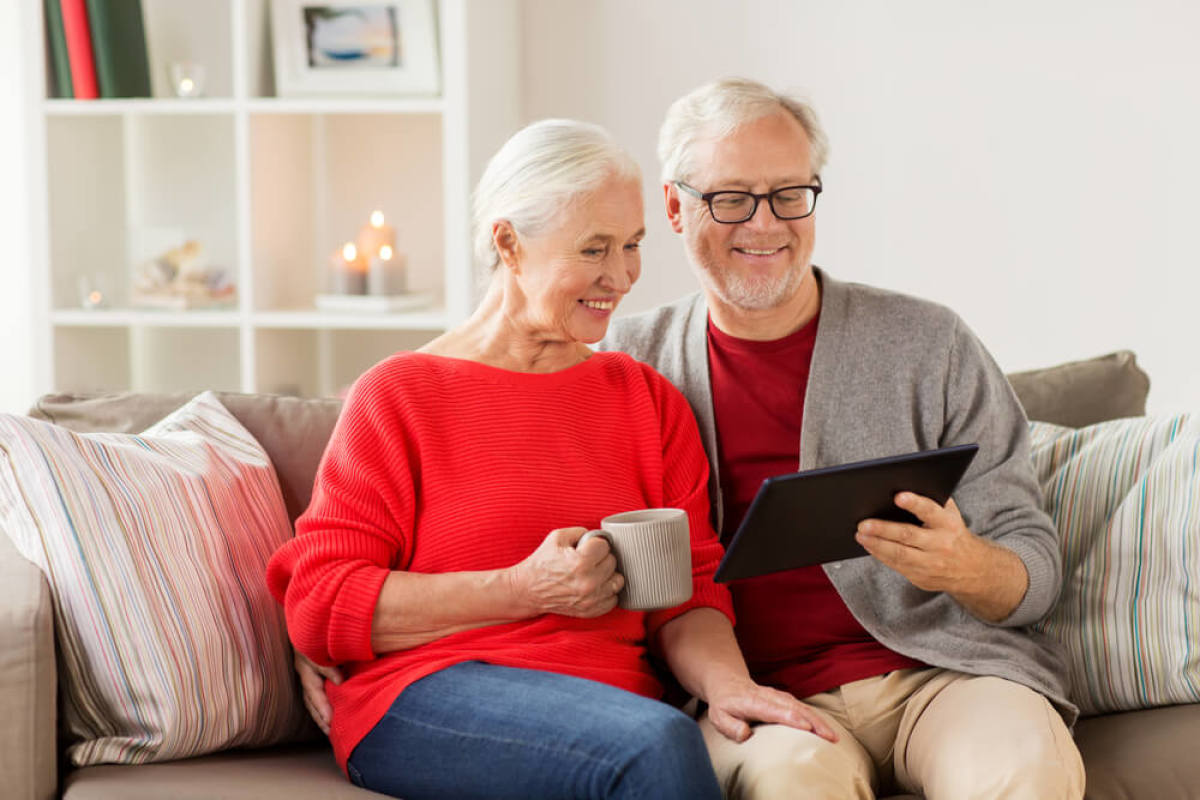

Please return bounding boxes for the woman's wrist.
[501,563,540,618]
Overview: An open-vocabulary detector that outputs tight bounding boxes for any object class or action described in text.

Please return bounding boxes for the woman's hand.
[656,608,838,744]
[508,527,623,617]
[294,650,343,735]
[705,675,838,744]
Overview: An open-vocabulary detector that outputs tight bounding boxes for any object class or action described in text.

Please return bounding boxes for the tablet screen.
[713,444,978,583]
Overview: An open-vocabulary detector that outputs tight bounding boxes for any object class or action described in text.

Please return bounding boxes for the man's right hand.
[507,527,623,618]
[294,651,343,736]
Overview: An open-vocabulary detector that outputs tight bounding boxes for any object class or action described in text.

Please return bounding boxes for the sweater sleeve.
[639,364,735,635]
[266,366,418,665]
[942,318,1062,627]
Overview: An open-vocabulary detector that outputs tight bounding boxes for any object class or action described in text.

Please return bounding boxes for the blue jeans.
[346,661,721,800]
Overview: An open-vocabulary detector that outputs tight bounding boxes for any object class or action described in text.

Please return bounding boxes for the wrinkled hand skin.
[295,651,342,736]
[706,675,839,744]
[507,526,623,618]
[856,493,1029,622]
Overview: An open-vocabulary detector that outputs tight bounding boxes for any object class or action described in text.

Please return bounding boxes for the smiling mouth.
[734,246,786,256]
[580,299,615,311]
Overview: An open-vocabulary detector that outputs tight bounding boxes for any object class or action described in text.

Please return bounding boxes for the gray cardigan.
[599,268,1075,722]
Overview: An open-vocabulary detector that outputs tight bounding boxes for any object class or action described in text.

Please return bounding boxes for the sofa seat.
[57,706,1200,800]
[1074,704,1200,799]
[62,744,389,800]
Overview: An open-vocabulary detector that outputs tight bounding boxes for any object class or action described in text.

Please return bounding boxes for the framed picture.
[270,0,440,96]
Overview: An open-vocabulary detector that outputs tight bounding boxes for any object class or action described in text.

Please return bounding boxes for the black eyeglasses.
[674,180,822,224]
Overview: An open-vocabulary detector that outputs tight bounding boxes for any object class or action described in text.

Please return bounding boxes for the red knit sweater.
[267,350,734,769]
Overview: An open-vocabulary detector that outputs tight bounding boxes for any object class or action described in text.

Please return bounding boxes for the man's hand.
[854,493,1028,622]
[705,676,838,744]
[294,651,343,736]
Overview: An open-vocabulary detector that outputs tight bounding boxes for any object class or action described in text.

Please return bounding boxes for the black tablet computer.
[713,443,979,583]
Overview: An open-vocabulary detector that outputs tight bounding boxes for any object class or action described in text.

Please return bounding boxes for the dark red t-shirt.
[707,315,923,699]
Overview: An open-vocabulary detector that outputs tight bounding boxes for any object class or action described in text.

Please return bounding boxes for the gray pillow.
[1006,351,1149,428]
[29,392,342,523]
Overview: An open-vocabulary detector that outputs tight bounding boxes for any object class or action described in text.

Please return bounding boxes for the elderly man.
[597,77,1084,800]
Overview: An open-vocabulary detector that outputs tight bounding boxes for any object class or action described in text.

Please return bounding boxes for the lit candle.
[356,210,397,261]
[368,243,408,296]
[330,241,368,295]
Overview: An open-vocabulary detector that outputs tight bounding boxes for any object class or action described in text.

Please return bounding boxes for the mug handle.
[578,529,612,549]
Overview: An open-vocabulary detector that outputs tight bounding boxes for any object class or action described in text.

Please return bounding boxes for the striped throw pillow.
[0,392,310,765]
[1029,415,1200,716]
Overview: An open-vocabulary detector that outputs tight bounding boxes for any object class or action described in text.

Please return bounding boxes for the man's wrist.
[951,539,1029,622]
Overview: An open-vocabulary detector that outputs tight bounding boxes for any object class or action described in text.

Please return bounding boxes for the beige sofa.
[3,351,1198,800]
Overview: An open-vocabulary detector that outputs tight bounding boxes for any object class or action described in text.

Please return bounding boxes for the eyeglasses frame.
[673,179,823,224]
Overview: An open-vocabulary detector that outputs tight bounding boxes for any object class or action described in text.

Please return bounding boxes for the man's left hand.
[854,493,1028,621]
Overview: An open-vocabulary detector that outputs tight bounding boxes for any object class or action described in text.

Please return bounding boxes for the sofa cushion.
[1028,414,1200,716]
[0,392,310,765]
[29,391,343,523]
[62,744,388,799]
[1074,704,1200,800]
[1007,350,1149,427]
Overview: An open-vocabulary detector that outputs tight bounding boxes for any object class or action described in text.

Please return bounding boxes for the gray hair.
[658,77,829,184]
[472,119,641,273]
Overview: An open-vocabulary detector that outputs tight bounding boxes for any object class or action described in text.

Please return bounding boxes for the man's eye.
[582,247,605,257]
[713,194,750,208]
[624,242,640,251]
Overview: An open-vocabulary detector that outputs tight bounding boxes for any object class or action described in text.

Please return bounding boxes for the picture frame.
[270,0,440,97]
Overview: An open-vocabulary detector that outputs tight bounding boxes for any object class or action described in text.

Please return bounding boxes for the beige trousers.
[700,668,1084,800]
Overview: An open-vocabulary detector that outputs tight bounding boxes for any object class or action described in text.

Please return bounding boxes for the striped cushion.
[0,392,309,765]
[1029,415,1200,716]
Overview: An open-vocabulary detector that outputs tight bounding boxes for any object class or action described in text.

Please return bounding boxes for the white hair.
[658,77,829,184]
[472,119,641,273]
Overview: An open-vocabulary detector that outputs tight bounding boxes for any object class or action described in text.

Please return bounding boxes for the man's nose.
[743,196,781,230]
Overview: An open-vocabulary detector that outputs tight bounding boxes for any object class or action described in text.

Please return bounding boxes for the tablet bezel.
[713,443,979,583]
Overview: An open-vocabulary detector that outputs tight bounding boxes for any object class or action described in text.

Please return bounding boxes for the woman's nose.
[603,255,635,293]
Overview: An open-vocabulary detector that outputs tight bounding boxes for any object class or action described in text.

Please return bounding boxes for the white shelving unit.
[25,0,520,398]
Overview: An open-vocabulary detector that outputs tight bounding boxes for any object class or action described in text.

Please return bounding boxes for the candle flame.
[379,245,393,260]
[342,242,357,260]
[370,210,385,227]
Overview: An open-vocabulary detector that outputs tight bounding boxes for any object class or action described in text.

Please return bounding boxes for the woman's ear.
[493,221,521,273]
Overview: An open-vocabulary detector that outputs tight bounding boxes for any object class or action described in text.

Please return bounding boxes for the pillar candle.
[368,244,408,296]
[330,242,368,295]
[356,210,397,260]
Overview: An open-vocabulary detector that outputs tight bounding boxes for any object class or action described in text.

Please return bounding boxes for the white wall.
[0,1,36,414]
[521,0,1200,413]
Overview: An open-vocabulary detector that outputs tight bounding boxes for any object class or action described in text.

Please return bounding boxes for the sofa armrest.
[0,531,58,800]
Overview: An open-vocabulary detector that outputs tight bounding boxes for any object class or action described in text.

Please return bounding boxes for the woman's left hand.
[705,677,838,744]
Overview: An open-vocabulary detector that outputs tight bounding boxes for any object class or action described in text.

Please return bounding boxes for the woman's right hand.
[294,650,343,736]
[508,527,623,618]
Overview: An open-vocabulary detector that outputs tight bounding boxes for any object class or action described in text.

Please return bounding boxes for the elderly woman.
[267,120,832,800]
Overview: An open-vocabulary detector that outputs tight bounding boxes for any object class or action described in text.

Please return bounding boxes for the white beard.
[698,261,807,312]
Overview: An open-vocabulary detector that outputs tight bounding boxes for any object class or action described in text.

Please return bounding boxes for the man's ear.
[664,183,684,234]
[493,220,521,272]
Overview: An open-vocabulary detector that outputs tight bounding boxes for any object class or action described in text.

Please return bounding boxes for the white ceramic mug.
[579,508,693,611]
